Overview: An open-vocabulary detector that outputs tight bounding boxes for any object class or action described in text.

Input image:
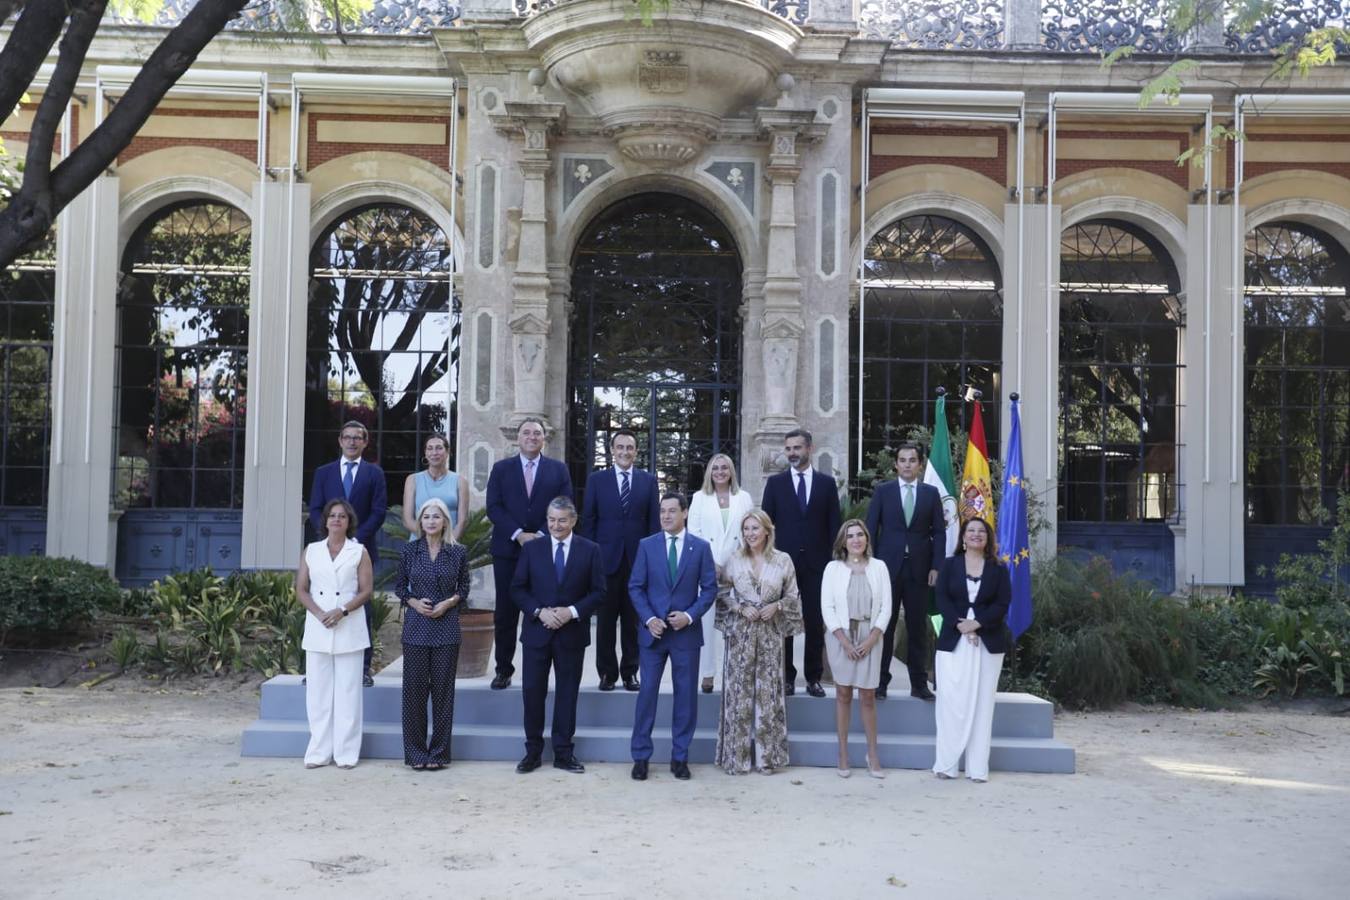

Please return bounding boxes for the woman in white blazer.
[688,453,755,692]
[820,519,892,778]
[296,498,374,769]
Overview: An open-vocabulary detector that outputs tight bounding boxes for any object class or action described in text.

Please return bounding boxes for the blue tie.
[619,470,631,516]
[796,471,807,514]
[555,541,566,583]
[343,461,356,499]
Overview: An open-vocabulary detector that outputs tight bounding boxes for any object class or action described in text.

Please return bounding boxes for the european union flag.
[997,395,1033,639]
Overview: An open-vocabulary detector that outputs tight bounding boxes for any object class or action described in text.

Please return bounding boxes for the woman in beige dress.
[821,519,892,778]
[714,508,804,774]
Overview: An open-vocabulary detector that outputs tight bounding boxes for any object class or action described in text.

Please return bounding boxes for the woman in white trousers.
[931,517,1011,782]
[688,453,754,693]
[297,498,374,769]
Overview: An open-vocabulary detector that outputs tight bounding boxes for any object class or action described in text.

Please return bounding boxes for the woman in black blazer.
[931,517,1011,783]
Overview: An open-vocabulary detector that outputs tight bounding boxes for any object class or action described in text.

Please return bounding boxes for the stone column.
[1001,201,1060,556]
[808,0,859,33]
[1181,203,1245,589]
[751,108,826,470]
[492,101,565,439]
[240,180,311,570]
[45,176,120,567]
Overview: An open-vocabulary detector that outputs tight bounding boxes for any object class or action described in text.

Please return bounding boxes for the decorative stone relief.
[474,310,493,408]
[563,156,614,209]
[638,50,689,95]
[508,310,551,425]
[761,316,804,421]
[817,318,836,414]
[818,170,838,277]
[476,163,497,270]
[703,161,756,216]
[471,443,492,493]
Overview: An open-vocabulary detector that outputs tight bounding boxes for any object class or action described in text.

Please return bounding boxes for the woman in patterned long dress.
[714,508,804,775]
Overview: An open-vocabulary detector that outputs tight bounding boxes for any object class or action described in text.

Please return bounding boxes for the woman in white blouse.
[821,520,892,778]
[687,453,755,693]
[296,498,374,769]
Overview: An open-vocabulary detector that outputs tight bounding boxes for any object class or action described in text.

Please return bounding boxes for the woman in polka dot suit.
[395,498,472,770]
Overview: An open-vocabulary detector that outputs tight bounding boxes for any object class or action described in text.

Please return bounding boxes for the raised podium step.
[242,674,1075,773]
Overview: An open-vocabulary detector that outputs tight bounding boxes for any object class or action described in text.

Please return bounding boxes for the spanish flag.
[959,397,995,532]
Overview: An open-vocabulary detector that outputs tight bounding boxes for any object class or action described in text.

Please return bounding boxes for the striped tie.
[619,470,631,516]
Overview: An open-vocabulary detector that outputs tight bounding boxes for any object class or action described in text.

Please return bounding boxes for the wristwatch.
[340,606,349,617]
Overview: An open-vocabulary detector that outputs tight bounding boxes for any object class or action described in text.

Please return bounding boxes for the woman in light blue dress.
[401,433,470,542]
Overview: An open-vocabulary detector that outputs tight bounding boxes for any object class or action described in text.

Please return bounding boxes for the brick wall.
[868,124,1008,185]
[307,113,451,172]
[118,108,265,166]
[1225,133,1350,184]
[1046,130,1190,188]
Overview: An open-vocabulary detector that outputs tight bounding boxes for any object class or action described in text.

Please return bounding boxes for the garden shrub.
[0,556,121,646]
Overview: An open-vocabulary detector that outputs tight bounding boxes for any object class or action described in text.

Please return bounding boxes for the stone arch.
[309,180,464,263]
[1061,194,1188,288]
[118,170,254,254]
[855,189,1007,271]
[1245,197,1350,257]
[853,165,1007,268]
[555,170,760,273]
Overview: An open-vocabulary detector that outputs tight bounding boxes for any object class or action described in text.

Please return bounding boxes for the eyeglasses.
[340,434,366,442]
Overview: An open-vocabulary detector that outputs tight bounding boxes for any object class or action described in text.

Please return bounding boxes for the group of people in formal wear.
[295,418,1014,783]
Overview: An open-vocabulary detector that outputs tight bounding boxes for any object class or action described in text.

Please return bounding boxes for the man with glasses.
[309,420,388,686]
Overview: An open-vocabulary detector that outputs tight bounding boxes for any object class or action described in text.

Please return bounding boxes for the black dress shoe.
[598,675,617,692]
[876,684,888,700]
[806,681,825,698]
[784,682,796,696]
[362,672,374,687]
[911,686,936,701]
[631,760,649,781]
[622,675,640,692]
[670,760,691,780]
[490,674,511,690]
[553,756,585,774]
[516,755,542,774]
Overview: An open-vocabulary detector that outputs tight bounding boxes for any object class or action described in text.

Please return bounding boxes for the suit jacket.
[761,468,842,574]
[309,458,388,548]
[485,454,573,560]
[933,555,1012,654]
[512,534,606,650]
[865,478,946,580]
[628,531,718,651]
[687,489,755,568]
[578,467,661,575]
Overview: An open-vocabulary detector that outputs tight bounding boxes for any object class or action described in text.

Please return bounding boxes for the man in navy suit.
[627,493,717,781]
[864,442,947,700]
[762,429,842,698]
[579,429,661,692]
[485,418,573,690]
[511,496,606,774]
[308,420,387,685]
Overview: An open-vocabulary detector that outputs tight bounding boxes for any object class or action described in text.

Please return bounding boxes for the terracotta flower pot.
[457,609,494,679]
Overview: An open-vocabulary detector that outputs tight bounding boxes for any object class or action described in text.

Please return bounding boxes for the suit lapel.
[672,534,695,587]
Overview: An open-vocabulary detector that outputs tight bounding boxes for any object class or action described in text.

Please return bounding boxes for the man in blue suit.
[579,429,661,692]
[308,420,387,685]
[864,442,947,700]
[762,428,842,698]
[627,492,718,781]
[485,418,573,690]
[511,497,606,774]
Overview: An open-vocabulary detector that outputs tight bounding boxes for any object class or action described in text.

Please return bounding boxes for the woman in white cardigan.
[296,498,374,769]
[688,453,755,693]
[821,519,892,778]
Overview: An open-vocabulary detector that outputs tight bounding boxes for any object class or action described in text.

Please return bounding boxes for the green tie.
[668,535,678,582]
[903,482,915,526]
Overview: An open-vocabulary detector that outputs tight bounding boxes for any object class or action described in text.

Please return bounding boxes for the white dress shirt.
[549,533,579,620]
[646,529,691,627]
[791,464,814,504]
[510,452,546,541]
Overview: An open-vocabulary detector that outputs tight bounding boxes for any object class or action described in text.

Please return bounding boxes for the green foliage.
[109,628,142,671]
[182,587,247,673]
[150,569,227,629]
[0,556,122,646]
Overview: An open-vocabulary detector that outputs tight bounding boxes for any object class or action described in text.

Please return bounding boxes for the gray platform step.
[241,676,1075,773]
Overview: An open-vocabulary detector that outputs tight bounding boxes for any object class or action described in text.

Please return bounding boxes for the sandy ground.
[1,682,1347,900]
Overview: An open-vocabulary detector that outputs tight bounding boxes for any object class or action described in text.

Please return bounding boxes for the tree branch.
[24,1,108,202]
[0,0,67,120]
[0,1,28,30]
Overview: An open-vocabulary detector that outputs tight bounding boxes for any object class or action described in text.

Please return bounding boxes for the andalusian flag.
[925,392,960,633]
[925,392,960,558]
[959,396,995,532]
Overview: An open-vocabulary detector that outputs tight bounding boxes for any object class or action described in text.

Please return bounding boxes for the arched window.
[0,234,56,556]
[1244,222,1350,525]
[566,193,742,496]
[852,214,1002,467]
[305,204,457,520]
[115,202,251,510]
[1058,220,1182,523]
